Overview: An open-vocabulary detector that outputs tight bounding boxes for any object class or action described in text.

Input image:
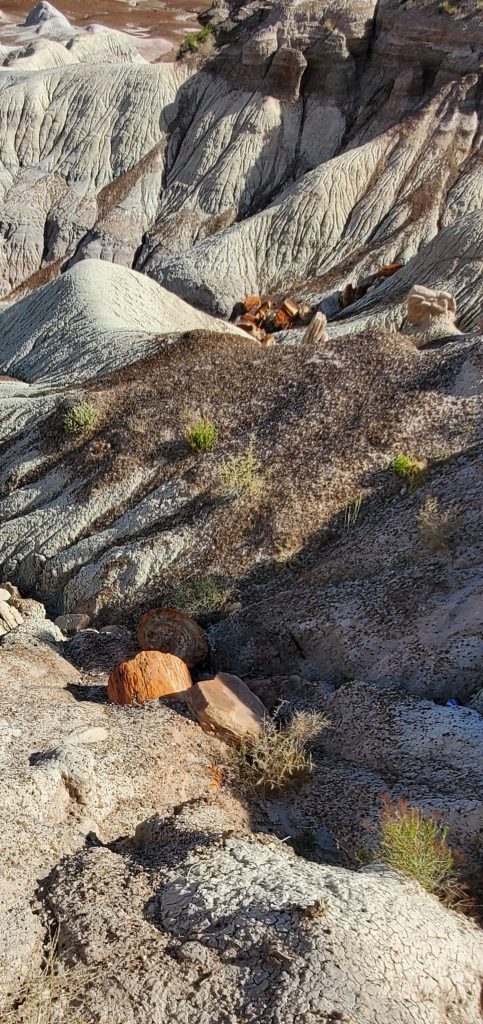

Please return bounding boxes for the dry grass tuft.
[218,438,264,500]
[164,575,228,617]
[233,711,328,795]
[2,932,93,1024]
[418,496,461,552]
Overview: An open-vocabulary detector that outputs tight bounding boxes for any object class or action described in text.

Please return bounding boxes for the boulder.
[0,588,11,602]
[107,650,192,705]
[402,285,462,343]
[138,607,208,668]
[55,613,91,635]
[188,672,267,743]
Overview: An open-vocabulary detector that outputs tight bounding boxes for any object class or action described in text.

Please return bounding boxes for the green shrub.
[439,0,458,13]
[219,438,263,499]
[63,402,100,437]
[165,575,227,618]
[390,453,425,487]
[185,418,218,453]
[177,24,213,59]
[376,799,454,894]
[233,712,328,795]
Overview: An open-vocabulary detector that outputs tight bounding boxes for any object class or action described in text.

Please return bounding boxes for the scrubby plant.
[165,575,227,618]
[439,0,459,13]
[376,798,455,895]
[234,711,328,795]
[2,929,93,1024]
[323,17,335,30]
[344,493,363,528]
[63,402,100,437]
[185,418,218,453]
[389,453,425,488]
[418,496,460,552]
[218,438,263,499]
[177,24,213,59]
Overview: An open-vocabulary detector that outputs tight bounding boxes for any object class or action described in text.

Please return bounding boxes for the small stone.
[55,613,91,635]
[99,625,132,638]
[1,582,22,602]
[0,588,11,602]
[188,672,267,744]
[66,727,109,745]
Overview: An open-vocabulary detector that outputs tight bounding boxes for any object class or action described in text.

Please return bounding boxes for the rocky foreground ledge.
[0,0,482,1020]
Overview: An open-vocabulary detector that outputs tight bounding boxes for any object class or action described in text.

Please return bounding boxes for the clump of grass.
[165,575,227,618]
[2,931,93,1024]
[323,17,335,30]
[234,711,328,795]
[63,402,100,438]
[218,438,263,499]
[389,453,426,488]
[418,496,461,552]
[376,798,455,895]
[439,0,459,13]
[344,493,363,528]
[177,24,213,59]
[185,418,218,453]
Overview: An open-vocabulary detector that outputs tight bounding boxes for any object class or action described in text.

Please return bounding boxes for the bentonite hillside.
[0,0,482,1021]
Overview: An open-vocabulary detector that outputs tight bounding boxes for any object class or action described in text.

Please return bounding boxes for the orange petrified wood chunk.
[107,650,192,705]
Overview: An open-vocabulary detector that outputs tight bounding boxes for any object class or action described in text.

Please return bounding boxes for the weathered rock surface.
[36,806,483,1024]
[188,672,267,742]
[402,285,462,344]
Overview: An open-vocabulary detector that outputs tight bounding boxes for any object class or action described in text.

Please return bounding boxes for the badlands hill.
[0,0,482,1021]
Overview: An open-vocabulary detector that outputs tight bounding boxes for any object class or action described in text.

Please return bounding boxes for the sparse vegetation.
[2,931,92,1024]
[185,418,218,453]
[218,438,263,499]
[390,453,426,488]
[344,493,363,528]
[177,24,213,59]
[233,711,328,795]
[439,0,459,13]
[323,17,335,30]
[418,496,461,552]
[165,575,228,617]
[376,798,455,895]
[63,402,100,437]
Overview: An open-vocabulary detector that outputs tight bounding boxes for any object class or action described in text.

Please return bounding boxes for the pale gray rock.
[0,260,244,385]
[40,824,483,1024]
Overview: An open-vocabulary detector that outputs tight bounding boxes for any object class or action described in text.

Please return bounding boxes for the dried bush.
[234,711,328,795]
[2,932,93,1024]
[185,418,218,453]
[418,496,461,552]
[164,575,227,617]
[63,402,100,437]
[218,438,263,499]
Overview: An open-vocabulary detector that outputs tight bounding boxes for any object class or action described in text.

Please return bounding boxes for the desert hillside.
[0,0,482,1021]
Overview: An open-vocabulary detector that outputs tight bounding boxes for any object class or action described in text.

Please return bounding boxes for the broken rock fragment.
[188,672,267,743]
[402,285,462,343]
[107,650,192,705]
[55,613,91,635]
